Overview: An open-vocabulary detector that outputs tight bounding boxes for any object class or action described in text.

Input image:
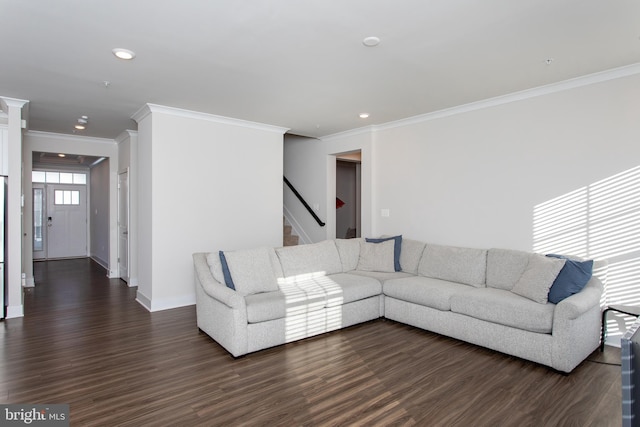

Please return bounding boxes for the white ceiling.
[1,0,639,139]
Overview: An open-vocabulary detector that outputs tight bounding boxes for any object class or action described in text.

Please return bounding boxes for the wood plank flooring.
[1,258,622,426]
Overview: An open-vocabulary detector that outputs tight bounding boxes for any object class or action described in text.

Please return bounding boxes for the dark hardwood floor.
[1,259,622,426]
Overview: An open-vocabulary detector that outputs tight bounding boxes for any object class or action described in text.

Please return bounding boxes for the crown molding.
[321,62,640,141]
[320,125,376,142]
[115,129,138,144]
[0,96,29,111]
[25,130,116,145]
[373,62,640,133]
[132,103,290,135]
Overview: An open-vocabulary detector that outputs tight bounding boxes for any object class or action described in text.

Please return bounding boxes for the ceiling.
[32,152,105,168]
[1,1,639,140]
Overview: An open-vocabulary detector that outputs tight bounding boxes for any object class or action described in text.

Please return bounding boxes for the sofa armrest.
[554,276,603,321]
[193,253,245,309]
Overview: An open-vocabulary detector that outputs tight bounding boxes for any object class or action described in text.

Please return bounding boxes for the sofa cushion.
[450,288,555,334]
[223,247,280,295]
[245,284,327,323]
[383,276,475,311]
[322,273,382,307]
[366,235,402,271]
[486,248,531,291]
[245,272,383,323]
[418,244,487,287]
[245,291,287,323]
[546,254,594,304]
[348,270,414,284]
[357,240,396,272]
[399,238,426,274]
[335,238,362,272]
[511,254,566,304]
[276,240,343,277]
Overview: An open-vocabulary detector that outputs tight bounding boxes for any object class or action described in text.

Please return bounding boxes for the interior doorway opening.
[336,151,361,239]
[31,152,109,266]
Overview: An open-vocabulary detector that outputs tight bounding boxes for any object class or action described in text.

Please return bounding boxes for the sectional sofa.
[193,237,604,373]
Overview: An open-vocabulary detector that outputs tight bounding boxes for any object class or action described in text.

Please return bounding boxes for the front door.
[46,184,88,258]
[118,170,129,282]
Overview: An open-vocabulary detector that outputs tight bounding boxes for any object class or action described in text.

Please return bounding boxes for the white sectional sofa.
[193,237,604,373]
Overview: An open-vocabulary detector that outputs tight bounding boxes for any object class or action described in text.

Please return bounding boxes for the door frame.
[118,169,130,283]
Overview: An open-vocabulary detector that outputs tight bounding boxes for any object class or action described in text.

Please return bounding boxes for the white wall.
[89,159,110,267]
[135,117,153,308]
[372,72,640,250]
[132,104,287,311]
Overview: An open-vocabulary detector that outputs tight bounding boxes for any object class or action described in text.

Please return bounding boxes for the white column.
[1,96,29,318]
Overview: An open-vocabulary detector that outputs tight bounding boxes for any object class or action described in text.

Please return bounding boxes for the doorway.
[336,151,361,239]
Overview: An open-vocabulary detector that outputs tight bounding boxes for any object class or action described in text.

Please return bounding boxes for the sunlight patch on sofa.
[278,272,344,341]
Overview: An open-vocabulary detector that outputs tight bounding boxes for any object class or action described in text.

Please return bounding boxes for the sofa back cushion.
[399,239,427,274]
[418,244,487,287]
[223,247,280,295]
[276,240,343,277]
[486,248,531,290]
[335,238,362,272]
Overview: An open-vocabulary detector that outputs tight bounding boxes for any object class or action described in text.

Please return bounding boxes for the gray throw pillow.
[223,247,279,295]
[511,254,566,304]
[357,240,395,272]
[206,252,225,284]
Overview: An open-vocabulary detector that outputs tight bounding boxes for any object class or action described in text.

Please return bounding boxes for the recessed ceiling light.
[359,113,370,119]
[58,154,66,158]
[74,115,88,130]
[362,37,380,47]
[112,48,136,60]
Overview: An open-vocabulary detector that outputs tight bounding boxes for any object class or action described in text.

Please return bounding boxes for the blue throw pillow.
[219,251,236,290]
[366,235,402,271]
[546,254,593,304]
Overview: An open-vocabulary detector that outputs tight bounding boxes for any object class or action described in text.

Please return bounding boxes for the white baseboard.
[135,290,195,312]
[135,291,152,311]
[6,304,24,318]
[23,276,35,287]
[90,255,109,270]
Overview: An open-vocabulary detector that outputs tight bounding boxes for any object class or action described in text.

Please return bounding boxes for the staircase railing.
[283,176,326,227]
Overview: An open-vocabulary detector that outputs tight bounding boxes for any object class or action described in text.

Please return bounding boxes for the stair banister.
[283,176,326,227]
